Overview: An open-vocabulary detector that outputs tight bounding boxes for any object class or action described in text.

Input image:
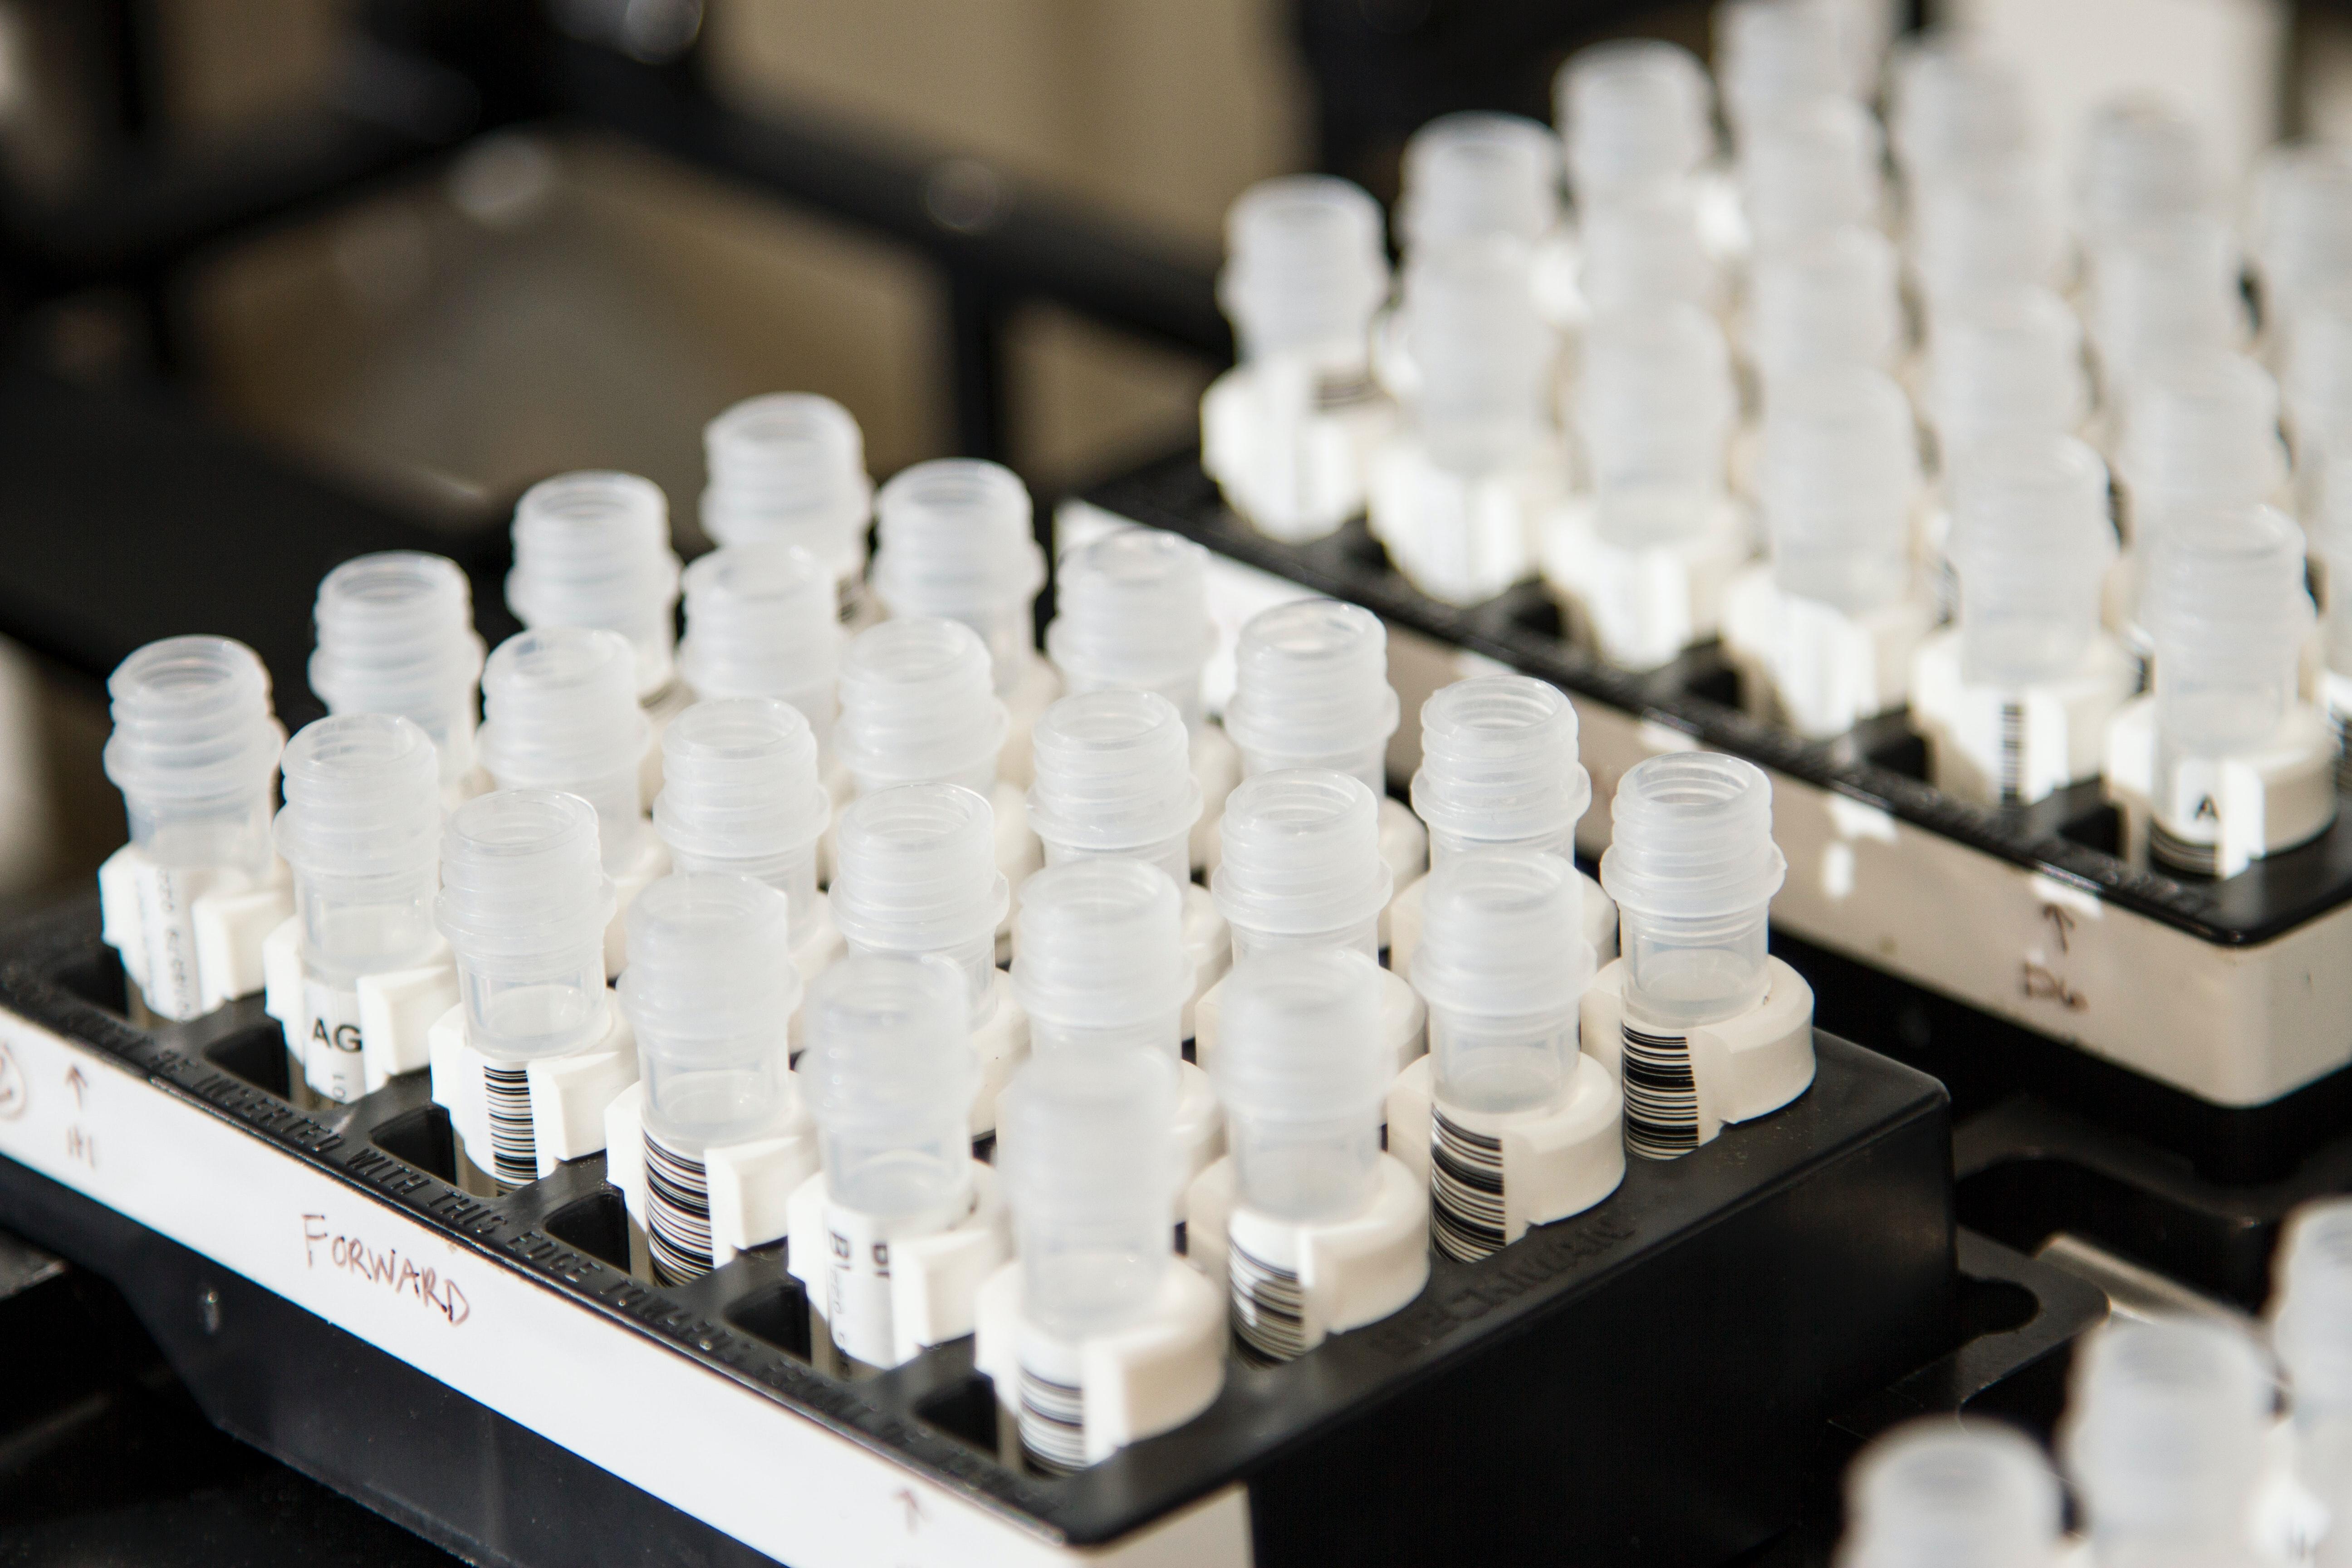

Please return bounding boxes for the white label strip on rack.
[0,1008,1251,1568]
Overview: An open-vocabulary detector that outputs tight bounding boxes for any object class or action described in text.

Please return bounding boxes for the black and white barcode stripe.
[2147,816,2220,877]
[1017,1366,1088,1473]
[1431,1109,1506,1262]
[1230,1239,1308,1362]
[644,1129,714,1284]
[482,1064,538,1188]
[2332,705,2352,793]
[1996,701,2025,805]
[1622,1022,1700,1161]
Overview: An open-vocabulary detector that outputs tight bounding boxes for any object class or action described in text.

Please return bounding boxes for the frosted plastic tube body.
[274,714,442,985]
[1762,367,1920,613]
[1213,948,1389,1223]
[1578,303,1736,551]
[2145,505,2314,761]
[1839,1422,2062,1568]
[1012,858,1193,1063]
[1223,599,1399,792]
[830,784,1009,1022]
[1211,770,1393,962]
[621,873,800,1152]
[1026,691,1202,886]
[871,460,1044,696]
[1045,528,1216,729]
[654,698,830,951]
[699,393,874,588]
[1555,38,1714,205]
[1950,436,2117,689]
[1410,676,1589,867]
[103,635,285,879]
[309,552,485,790]
[1413,849,1592,1117]
[435,789,616,1063]
[1218,176,1389,368]
[476,627,650,874]
[506,471,682,699]
[1599,753,1786,1033]
[676,542,842,759]
[1396,112,1563,253]
[837,617,1009,797]
[802,953,978,1226]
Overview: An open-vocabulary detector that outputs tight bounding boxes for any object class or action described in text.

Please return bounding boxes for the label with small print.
[1622,1021,1700,1160]
[132,862,226,1021]
[300,981,366,1103]
[823,1191,970,1369]
[1430,1107,1506,1262]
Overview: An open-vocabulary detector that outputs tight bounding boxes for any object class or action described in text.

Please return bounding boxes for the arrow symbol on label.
[64,1064,87,1108]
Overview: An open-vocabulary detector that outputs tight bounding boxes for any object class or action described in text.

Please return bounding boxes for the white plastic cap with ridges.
[1577,189,1719,316]
[1555,38,1714,203]
[1600,752,1786,1030]
[1749,226,1902,392]
[1212,947,1390,1223]
[2274,1198,2352,1417]
[1211,769,1395,961]
[619,872,799,1147]
[309,552,485,789]
[698,393,873,583]
[1412,849,1592,1117]
[801,953,978,1223]
[1411,676,1589,864]
[434,788,616,1062]
[2121,352,2288,524]
[2061,1317,2273,1549]
[2144,504,2315,758]
[1011,858,1194,1060]
[829,783,1009,1016]
[1218,176,1391,363]
[1911,162,2068,310]
[1949,434,2116,689]
[1926,287,2088,460]
[871,459,1045,688]
[677,541,842,755]
[1837,1421,2063,1568]
[103,635,286,872]
[1222,598,1399,789]
[1403,236,1554,473]
[1886,33,2034,189]
[655,698,830,948]
[2077,98,2210,252]
[2252,144,2352,332]
[1396,113,1563,252]
[1738,96,1884,253]
[997,1046,1178,1339]
[1044,528,1216,724]
[2091,214,2247,396]
[476,627,650,873]
[505,471,682,698]
[275,715,443,971]
[1024,691,1202,884]
[1715,0,1851,142]
[1578,302,1736,546]
[1761,366,1921,613]
[836,617,1009,796]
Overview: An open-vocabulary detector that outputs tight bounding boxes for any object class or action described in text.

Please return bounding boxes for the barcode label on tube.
[1230,1239,1308,1362]
[644,1129,714,1284]
[1017,1365,1088,1473]
[482,1064,538,1188]
[1622,1022,1700,1160]
[1997,700,2025,804]
[1431,1108,1506,1261]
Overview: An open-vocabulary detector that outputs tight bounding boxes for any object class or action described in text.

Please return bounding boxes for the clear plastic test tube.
[309,552,486,793]
[1749,226,1902,394]
[101,636,287,1019]
[835,617,1008,798]
[1396,235,1554,479]
[618,872,800,1280]
[653,698,831,953]
[829,783,1008,1024]
[1885,32,2034,196]
[1218,176,1390,376]
[1577,188,1721,316]
[1761,366,1921,615]
[676,541,842,761]
[1211,770,1393,963]
[800,952,979,1367]
[1714,0,1852,147]
[1910,164,2069,317]
[1555,38,1714,208]
[2076,99,2210,259]
[2120,353,2287,535]
[1213,948,1390,1228]
[1949,435,2117,689]
[1012,858,1192,1063]
[273,714,443,1101]
[2252,144,2352,340]
[505,470,682,700]
[1395,113,1563,255]
[2273,1201,2352,1566]
[2090,214,2246,402]
[476,627,651,873]
[1577,303,1736,553]
[1025,691,1201,886]
[1410,676,1589,867]
[1839,1422,2063,1568]
[1738,95,1882,253]
[698,393,874,599]
[870,459,1045,698]
[1045,528,1215,728]
[1222,599,1399,790]
[434,789,616,1065]
[2062,1317,2272,1568]
[1599,753,1786,1037]
[1926,287,2089,463]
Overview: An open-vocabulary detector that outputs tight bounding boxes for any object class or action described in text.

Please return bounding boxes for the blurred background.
[0,0,2338,914]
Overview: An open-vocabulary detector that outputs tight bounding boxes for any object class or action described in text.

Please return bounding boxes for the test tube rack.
[0,893,2102,1568]
[1075,451,2352,1201]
